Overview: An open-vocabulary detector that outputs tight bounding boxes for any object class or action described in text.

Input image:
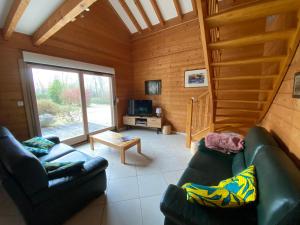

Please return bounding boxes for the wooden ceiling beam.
[209,29,296,49]
[134,0,152,30]
[173,0,183,20]
[150,0,164,26]
[3,0,30,40]
[33,0,97,46]
[214,75,277,80]
[119,0,142,33]
[206,0,300,27]
[211,55,285,67]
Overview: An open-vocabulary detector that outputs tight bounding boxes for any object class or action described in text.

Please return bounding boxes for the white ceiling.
[110,0,194,33]
[0,0,64,35]
[16,0,64,35]
[0,0,13,28]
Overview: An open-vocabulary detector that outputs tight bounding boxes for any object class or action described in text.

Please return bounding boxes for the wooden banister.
[185,98,194,148]
[186,91,210,148]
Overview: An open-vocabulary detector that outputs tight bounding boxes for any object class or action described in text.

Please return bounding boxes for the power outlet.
[17,101,24,107]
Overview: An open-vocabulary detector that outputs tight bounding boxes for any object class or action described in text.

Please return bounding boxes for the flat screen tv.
[128,100,153,116]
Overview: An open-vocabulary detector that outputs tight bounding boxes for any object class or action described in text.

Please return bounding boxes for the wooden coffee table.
[89,130,141,164]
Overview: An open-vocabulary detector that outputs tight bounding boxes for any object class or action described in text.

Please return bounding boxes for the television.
[128,100,153,116]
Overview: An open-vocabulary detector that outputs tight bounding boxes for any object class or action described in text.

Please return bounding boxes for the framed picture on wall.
[293,72,300,98]
[145,80,161,95]
[184,69,208,88]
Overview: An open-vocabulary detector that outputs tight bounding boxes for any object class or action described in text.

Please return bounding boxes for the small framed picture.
[184,69,208,88]
[145,80,161,95]
[293,72,300,98]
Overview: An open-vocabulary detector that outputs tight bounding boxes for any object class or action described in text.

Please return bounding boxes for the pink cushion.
[205,132,244,154]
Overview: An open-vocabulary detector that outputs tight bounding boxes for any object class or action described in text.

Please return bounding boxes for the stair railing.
[186,91,211,147]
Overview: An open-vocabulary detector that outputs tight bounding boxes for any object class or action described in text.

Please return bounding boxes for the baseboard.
[117,127,127,132]
[173,131,186,136]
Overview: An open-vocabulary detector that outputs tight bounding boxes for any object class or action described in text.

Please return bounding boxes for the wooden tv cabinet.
[123,115,163,133]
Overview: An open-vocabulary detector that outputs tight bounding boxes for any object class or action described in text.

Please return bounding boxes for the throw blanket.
[205,132,244,154]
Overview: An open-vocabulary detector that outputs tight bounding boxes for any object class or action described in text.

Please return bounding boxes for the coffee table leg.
[121,149,125,164]
[90,137,94,151]
[137,140,141,154]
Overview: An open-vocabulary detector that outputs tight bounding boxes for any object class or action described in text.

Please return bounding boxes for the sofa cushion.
[31,151,108,205]
[253,146,300,225]
[23,145,49,157]
[182,165,256,208]
[244,126,278,166]
[39,143,75,162]
[187,139,234,185]
[231,152,246,175]
[178,165,233,187]
[161,184,257,225]
[43,161,85,179]
[23,137,55,149]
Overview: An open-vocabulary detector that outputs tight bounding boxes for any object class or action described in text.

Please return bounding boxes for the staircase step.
[206,0,300,27]
[211,55,285,67]
[214,75,277,80]
[215,121,255,125]
[216,108,262,113]
[209,29,295,49]
[216,115,259,119]
[215,99,267,104]
[216,89,273,93]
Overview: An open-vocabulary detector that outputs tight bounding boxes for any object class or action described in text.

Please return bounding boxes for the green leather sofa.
[160,126,300,225]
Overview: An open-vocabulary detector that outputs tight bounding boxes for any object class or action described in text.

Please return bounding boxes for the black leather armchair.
[0,126,108,225]
[160,127,300,225]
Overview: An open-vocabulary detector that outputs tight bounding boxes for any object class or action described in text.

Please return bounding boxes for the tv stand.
[123,115,163,134]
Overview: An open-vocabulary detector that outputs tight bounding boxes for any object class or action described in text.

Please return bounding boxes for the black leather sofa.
[160,126,300,225]
[0,126,108,225]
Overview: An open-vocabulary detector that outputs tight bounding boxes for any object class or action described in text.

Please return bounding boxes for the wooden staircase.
[186,0,300,147]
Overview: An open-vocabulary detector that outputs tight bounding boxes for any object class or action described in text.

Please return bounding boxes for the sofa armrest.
[43,135,60,144]
[31,157,108,205]
[83,157,108,174]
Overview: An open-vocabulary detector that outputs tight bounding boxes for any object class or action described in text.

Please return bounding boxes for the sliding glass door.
[29,65,115,145]
[83,73,114,133]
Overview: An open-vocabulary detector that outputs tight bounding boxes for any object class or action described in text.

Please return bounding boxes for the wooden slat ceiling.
[108,0,197,34]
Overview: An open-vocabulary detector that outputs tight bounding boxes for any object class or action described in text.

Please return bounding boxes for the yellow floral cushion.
[182,165,256,208]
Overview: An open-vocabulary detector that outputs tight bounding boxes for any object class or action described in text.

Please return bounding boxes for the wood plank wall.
[0,1,133,140]
[131,20,207,132]
[262,44,300,167]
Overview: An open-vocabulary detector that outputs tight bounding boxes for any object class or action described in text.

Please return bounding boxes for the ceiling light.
[85,8,90,12]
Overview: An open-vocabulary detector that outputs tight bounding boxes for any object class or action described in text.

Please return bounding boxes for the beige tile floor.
[0,129,192,225]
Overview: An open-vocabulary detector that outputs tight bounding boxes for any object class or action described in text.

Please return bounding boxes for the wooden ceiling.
[108,0,198,38]
[1,0,198,46]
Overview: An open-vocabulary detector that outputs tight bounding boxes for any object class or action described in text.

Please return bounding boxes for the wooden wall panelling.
[0,0,133,140]
[262,44,300,166]
[132,20,207,132]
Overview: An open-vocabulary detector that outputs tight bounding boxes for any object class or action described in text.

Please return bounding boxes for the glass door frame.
[27,63,116,146]
[82,71,116,136]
